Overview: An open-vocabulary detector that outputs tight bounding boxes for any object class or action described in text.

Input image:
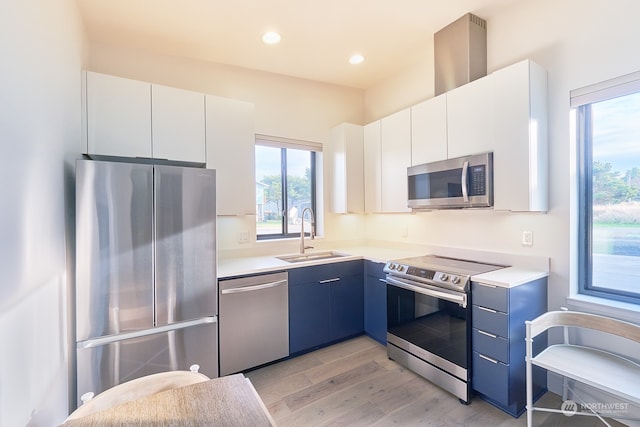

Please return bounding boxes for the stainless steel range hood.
[434,13,487,96]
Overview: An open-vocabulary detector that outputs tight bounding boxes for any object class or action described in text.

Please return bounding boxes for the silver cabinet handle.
[479,354,498,364]
[476,282,498,288]
[477,329,498,339]
[477,306,498,314]
[319,278,341,284]
[220,279,287,294]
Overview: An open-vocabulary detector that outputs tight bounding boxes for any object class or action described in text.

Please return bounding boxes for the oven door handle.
[384,276,467,308]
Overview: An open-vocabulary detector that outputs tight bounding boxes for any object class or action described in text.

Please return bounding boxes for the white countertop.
[217,245,424,278]
[218,244,548,288]
[471,267,549,288]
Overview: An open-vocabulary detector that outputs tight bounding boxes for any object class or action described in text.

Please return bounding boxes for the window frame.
[255,136,320,241]
[573,70,640,305]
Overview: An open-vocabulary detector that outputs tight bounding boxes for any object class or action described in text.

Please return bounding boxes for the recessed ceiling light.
[349,54,365,65]
[262,31,281,45]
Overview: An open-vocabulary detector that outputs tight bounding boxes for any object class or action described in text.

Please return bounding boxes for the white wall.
[0,1,85,425]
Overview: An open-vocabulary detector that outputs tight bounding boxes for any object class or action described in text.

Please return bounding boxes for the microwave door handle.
[461,161,469,202]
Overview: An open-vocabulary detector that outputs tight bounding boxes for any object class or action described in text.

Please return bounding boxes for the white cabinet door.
[329,123,364,213]
[86,71,152,158]
[492,60,548,212]
[446,75,494,159]
[363,121,382,213]
[205,95,256,216]
[380,108,411,213]
[411,94,448,165]
[152,84,206,163]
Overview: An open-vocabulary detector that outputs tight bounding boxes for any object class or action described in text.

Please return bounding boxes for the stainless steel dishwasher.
[219,271,289,375]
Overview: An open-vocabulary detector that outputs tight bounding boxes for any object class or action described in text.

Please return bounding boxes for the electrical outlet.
[237,231,249,243]
[522,231,533,247]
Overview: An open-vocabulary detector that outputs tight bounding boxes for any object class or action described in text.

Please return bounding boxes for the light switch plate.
[522,231,533,247]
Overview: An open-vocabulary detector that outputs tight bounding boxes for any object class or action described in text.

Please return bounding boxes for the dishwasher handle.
[220,279,287,295]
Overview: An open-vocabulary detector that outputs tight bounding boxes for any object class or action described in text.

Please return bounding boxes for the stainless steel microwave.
[407,152,493,210]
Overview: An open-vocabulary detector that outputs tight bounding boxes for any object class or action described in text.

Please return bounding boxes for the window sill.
[566,294,640,323]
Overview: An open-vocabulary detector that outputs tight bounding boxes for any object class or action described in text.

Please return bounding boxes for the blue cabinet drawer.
[472,281,508,312]
[472,328,509,363]
[472,351,509,406]
[472,305,508,338]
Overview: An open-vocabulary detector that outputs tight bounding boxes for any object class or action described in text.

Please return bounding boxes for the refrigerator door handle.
[77,317,217,349]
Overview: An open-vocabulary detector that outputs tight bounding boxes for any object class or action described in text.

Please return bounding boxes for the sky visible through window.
[592,92,640,174]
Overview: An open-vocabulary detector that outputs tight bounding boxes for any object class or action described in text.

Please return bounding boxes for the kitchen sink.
[276,251,350,263]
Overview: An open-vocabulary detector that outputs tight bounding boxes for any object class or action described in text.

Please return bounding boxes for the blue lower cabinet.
[471,277,548,417]
[289,280,331,354]
[289,260,364,354]
[330,274,364,341]
[364,261,387,344]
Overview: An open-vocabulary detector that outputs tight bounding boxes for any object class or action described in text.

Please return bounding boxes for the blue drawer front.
[472,351,509,406]
[472,305,508,338]
[472,282,508,312]
[472,328,509,363]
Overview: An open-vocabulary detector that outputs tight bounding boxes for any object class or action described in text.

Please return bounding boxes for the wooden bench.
[525,310,640,426]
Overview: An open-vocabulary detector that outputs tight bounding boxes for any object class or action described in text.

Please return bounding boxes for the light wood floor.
[246,335,626,427]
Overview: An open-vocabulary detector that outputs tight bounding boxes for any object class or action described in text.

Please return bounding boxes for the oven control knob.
[397,265,405,272]
[439,273,449,281]
[451,276,460,285]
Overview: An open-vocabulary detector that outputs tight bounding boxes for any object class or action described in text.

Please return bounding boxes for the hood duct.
[434,13,487,96]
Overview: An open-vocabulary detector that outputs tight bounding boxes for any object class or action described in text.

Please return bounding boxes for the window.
[573,71,640,304]
[255,136,320,240]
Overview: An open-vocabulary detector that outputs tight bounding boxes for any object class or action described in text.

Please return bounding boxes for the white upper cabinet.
[84,71,207,163]
[380,108,412,213]
[86,71,152,158]
[205,95,256,216]
[492,59,548,212]
[151,84,206,163]
[446,74,494,159]
[329,123,364,214]
[363,120,382,213]
[411,94,448,165]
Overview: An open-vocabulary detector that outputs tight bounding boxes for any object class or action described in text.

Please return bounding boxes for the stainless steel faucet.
[300,207,315,254]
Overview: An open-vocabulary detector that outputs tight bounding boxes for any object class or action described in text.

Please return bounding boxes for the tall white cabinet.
[329,123,364,213]
[364,109,412,214]
[492,60,548,212]
[364,121,382,213]
[380,108,412,213]
[205,95,256,216]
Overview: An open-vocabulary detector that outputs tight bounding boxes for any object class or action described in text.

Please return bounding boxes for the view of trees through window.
[582,90,640,301]
[255,144,314,238]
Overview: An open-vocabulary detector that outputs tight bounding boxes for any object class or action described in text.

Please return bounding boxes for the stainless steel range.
[384,255,505,403]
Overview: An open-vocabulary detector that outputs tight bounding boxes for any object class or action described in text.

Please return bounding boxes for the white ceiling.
[76,0,523,89]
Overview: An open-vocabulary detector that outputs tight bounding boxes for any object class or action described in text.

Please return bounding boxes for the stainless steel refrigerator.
[75,158,218,406]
